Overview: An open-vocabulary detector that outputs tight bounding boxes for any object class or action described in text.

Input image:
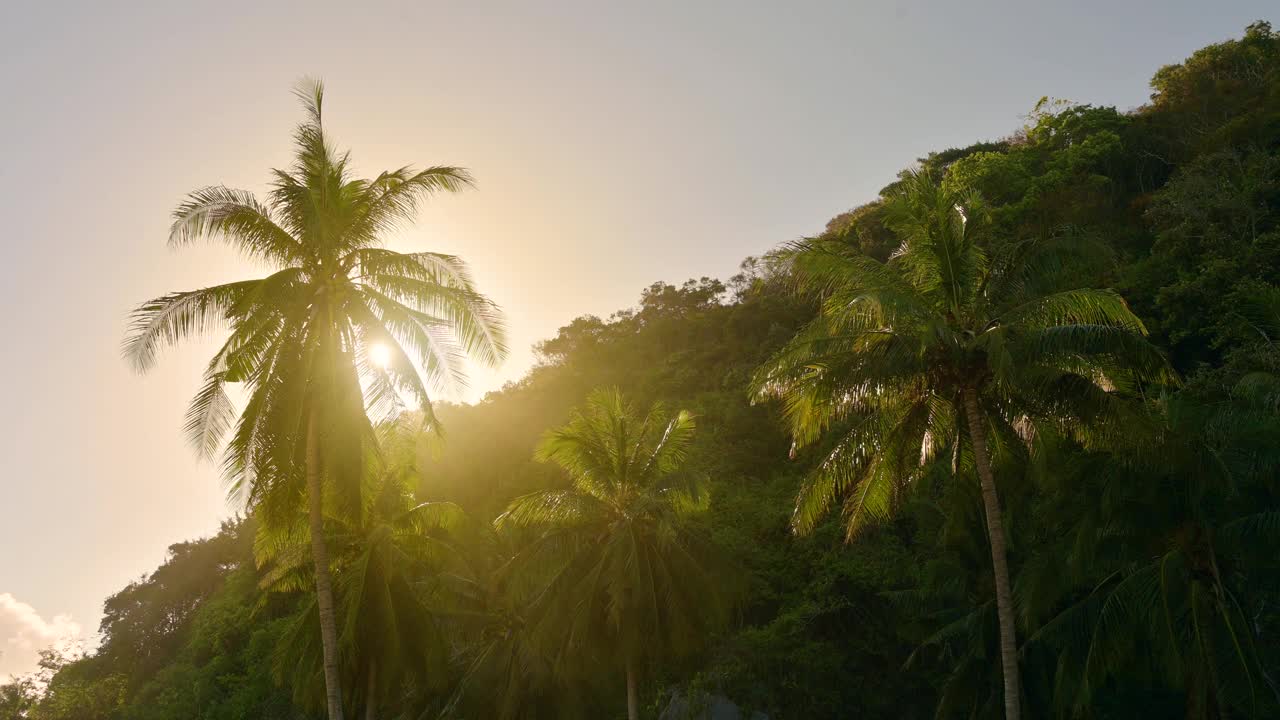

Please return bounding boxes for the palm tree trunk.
[626,656,639,720]
[307,404,346,720]
[962,388,1021,720]
[364,658,377,720]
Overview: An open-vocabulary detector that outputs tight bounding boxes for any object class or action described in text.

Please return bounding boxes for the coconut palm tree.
[123,80,505,720]
[496,389,728,720]
[751,169,1172,720]
[1012,390,1280,718]
[258,428,468,720]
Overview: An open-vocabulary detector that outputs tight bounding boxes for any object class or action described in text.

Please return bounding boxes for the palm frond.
[361,270,507,368]
[495,490,611,531]
[168,186,303,265]
[123,280,261,373]
[348,166,475,242]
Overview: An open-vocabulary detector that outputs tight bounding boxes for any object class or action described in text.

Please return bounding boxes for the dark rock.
[659,690,769,720]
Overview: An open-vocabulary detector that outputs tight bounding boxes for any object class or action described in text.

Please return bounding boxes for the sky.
[0,0,1272,681]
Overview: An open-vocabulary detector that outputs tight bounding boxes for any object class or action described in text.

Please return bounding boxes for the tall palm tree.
[496,389,728,720]
[123,80,506,720]
[751,169,1171,720]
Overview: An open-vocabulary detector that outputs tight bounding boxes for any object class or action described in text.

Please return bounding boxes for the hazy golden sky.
[0,0,1270,680]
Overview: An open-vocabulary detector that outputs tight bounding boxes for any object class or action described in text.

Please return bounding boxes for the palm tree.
[443,534,575,720]
[496,389,728,720]
[751,169,1171,720]
[1025,391,1280,717]
[123,80,506,720]
[258,428,467,720]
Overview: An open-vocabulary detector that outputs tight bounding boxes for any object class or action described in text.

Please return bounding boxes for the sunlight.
[369,342,393,369]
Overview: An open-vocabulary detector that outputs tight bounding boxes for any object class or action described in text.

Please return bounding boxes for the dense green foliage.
[5,22,1280,720]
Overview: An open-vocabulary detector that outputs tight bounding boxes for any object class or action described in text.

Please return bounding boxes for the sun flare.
[369,343,393,369]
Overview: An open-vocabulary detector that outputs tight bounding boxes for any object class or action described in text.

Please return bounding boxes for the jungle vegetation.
[3,21,1279,720]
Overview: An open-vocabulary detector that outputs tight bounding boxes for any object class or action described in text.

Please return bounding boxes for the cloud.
[0,593,81,683]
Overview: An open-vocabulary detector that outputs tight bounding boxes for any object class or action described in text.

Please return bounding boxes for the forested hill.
[5,21,1280,720]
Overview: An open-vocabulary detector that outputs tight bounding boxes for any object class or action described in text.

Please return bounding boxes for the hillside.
[4,21,1280,720]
